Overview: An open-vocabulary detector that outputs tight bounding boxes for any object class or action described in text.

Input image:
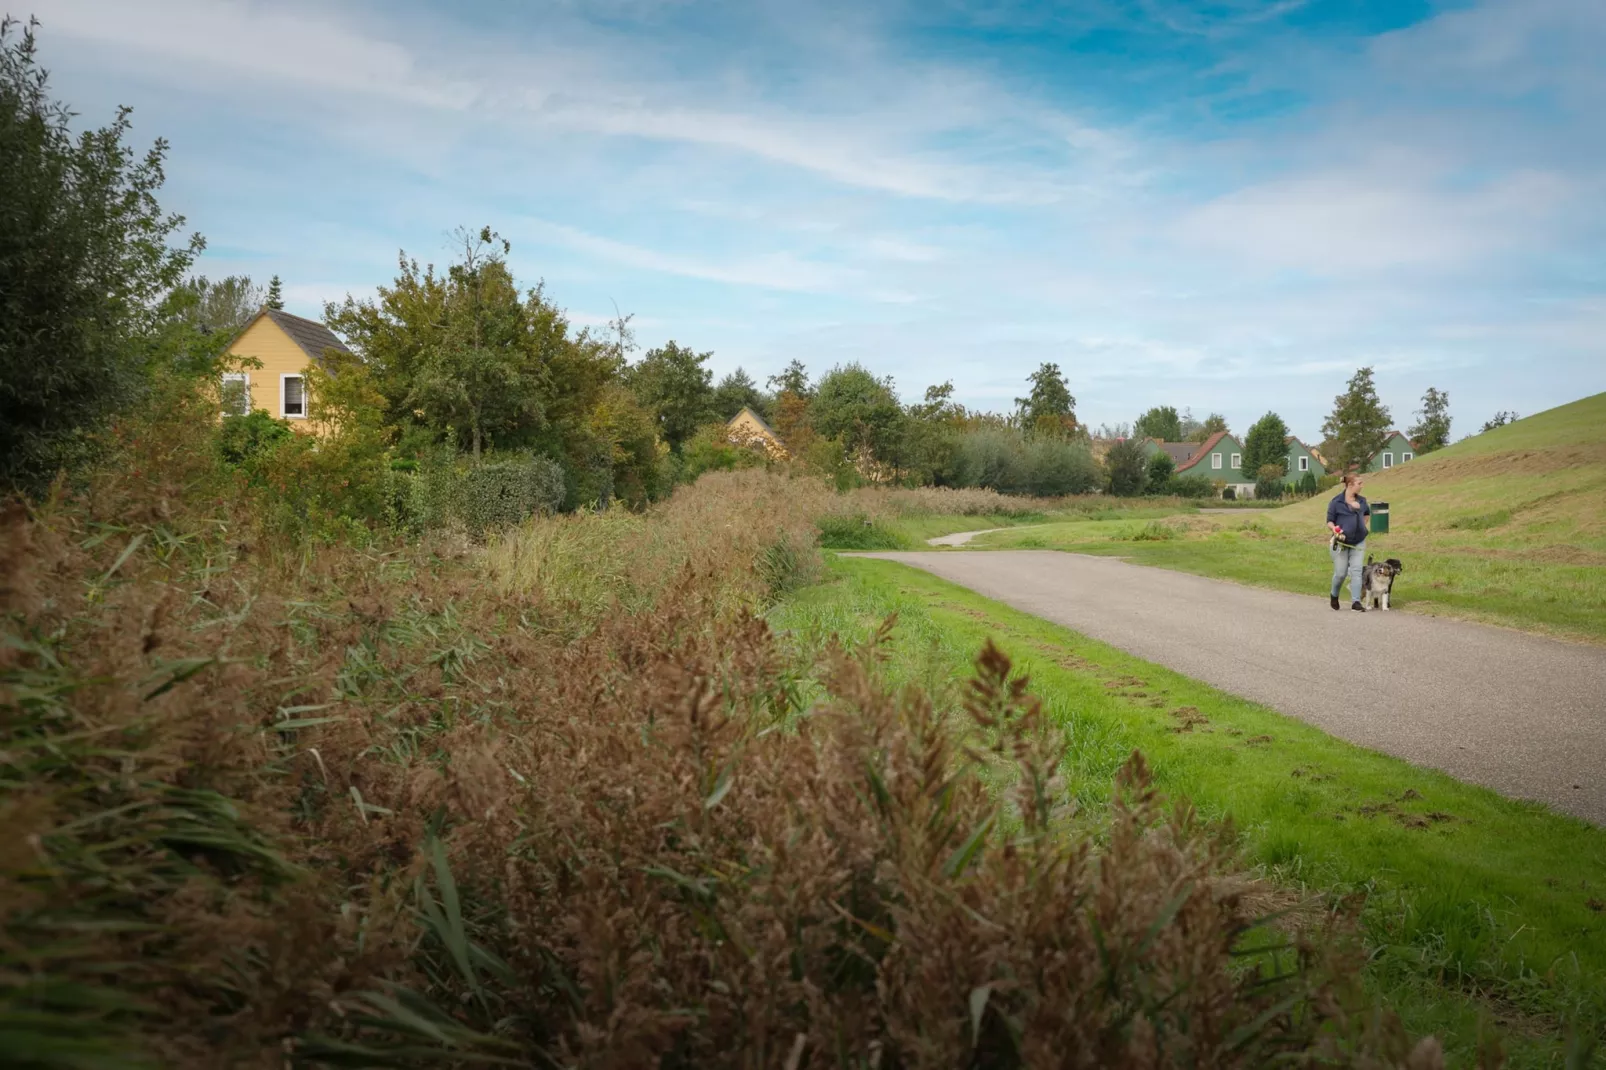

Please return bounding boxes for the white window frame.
[1402,451,1413,463]
[1230,453,1241,470]
[1211,453,1222,470]
[1382,452,1393,468]
[221,372,250,415]
[1298,455,1309,472]
[280,373,307,419]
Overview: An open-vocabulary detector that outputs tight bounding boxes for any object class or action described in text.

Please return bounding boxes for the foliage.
[1321,367,1392,473]
[1318,472,1342,493]
[710,366,770,421]
[679,420,768,483]
[1480,411,1520,434]
[1197,413,1228,440]
[265,273,283,310]
[766,357,811,398]
[1167,474,1215,499]
[0,18,204,497]
[1104,437,1150,497]
[815,511,907,550]
[1133,405,1183,442]
[1179,408,1206,441]
[629,339,716,453]
[1146,450,1176,490]
[1222,485,1236,500]
[1298,470,1320,496]
[1407,387,1451,453]
[810,362,906,472]
[1241,412,1290,481]
[1018,435,1100,496]
[1254,464,1285,501]
[216,408,292,468]
[954,427,1021,492]
[1015,362,1077,433]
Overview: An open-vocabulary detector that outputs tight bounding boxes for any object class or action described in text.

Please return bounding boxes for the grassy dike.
[773,555,1606,1068]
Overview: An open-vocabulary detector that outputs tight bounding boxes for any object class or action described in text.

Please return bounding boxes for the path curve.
[925,528,1008,547]
[854,550,1606,823]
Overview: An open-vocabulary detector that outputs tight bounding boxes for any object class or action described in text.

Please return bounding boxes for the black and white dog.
[1361,556,1404,611]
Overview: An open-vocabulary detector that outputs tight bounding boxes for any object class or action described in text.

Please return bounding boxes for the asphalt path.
[853,546,1606,824]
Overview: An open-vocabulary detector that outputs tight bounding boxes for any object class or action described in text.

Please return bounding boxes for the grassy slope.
[975,393,1606,642]
[776,556,1606,1067]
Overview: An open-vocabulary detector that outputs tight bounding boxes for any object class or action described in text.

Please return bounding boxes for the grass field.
[974,393,1606,642]
[775,556,1606,1067]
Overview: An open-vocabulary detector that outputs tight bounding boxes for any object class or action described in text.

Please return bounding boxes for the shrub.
[680,420,768,483]
[1254,477,1284,502]
[1298,470,1319,496]
[816,511,907,551]
[954,427,1021,492]
[1167,474,1215,499]
[1018,436,1099,496]
[394,449,566,537]
[1317,473,1341,493]
[1105,438,1150,497]
[215,409,292,468]
[1146,450,1176,490]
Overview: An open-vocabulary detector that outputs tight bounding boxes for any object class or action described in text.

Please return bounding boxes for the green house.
[1283,436,1326,485]
[1364,430,1416,473]
[1141,439,1204,468]
[1174,431,1251,494]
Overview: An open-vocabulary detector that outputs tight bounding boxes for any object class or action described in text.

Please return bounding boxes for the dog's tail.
[1366,554,1373,565]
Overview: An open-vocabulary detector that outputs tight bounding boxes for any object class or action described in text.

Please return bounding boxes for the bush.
[395,450,566,537]
[1298,470,1319,496]
[1166,474,1215,499]
[1146,450,1175,490]
[215,409,292,468]
[1254,477,1284,502]
[680,421,768,484]
[954,427,1021,492]
[1223,486,1236,501]
[1317,473,1341,493]
[1018,436,1099,496]
[815,511,907,551]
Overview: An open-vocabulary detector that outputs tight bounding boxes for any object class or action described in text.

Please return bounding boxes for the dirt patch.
[1244,734,1273,746]
[1169,706,1210,733]
[1290,766,1334,783]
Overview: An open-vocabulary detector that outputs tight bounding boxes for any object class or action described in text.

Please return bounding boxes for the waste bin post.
[1371,500,1390,536]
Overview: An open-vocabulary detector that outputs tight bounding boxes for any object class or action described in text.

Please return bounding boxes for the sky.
[21,0,1606,439]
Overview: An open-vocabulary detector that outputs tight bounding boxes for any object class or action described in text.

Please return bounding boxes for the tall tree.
[711,367,770,421]
[1179,408,1205,441]
[1133,405,1183,442]
[1,18,203,497]
[1241,411,1291,479]
[766,359,810,399]
[266,274,284,310]
[1320,366,1391,472]
[1408,387,1451,453]
[1104,437,1149,497]
[1014,363,1079,436]
[810,363,905,470]
[1198,413,1228,439]
[628,340,715,453]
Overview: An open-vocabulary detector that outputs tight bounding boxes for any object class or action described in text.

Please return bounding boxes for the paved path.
[854,549,1606,823]
[926,527,1009,546]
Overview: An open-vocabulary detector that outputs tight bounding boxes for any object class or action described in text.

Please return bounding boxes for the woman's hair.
[1340,472,1363,489]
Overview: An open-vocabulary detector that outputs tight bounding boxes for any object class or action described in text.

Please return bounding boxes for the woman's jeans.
[1331,541,1366,602]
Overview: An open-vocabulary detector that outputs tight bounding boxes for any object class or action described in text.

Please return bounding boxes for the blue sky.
[24,0,1606,439]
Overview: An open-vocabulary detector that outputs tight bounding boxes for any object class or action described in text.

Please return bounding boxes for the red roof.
[1174,430,1231,473]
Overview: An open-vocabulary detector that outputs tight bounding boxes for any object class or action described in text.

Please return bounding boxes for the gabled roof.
[728,405,780,439]
[1174,430,1236,473]
[1364,429,1417,463]
[225,307,352,365]
[1153,440,1201,466]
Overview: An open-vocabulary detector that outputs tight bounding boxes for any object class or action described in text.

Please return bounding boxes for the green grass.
[773,556,1606,1068]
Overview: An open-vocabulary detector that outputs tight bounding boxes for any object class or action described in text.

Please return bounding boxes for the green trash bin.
[1370,500,1390,535]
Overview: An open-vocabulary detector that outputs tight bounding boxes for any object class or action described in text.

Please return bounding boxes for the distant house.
[1141,439,1203,468]
[219,308,352,430]
[1283,436,1327,484]
[725,406,788,459]
[1363,430,1416,473]
[1173,431,1252,496]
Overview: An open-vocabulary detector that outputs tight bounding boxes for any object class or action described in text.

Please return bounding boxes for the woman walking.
[1326,473,1370,611]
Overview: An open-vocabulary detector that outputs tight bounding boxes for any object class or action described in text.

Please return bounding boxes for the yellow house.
[219,308,352,430]
[725,405,788,459]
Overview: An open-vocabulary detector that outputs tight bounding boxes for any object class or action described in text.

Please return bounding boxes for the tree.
[266,274,284,310]
[1015,362,1077,436]
[1198,413,1228,439]
[1105,437,1149,497]
[767,359,810,399]
[1406,387,1451,453]
[1146,450,1175,490]
[1254,463,1285,501]
[1133,405,1182,442]
[1,18,204,496]
[1179,408,1206,441]
[810,363,905,472]
[1479,410,1519,434]
[1320,367,1391,473]
[1241,412,1290,481]
[628,340,715,454]
[711,367,770,422]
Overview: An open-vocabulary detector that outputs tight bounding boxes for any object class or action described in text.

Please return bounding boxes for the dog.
[1361,556,1404,611]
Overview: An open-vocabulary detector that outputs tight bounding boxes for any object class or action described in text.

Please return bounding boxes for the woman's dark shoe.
[1351,601,1366,612]
[1330,595,1341,611]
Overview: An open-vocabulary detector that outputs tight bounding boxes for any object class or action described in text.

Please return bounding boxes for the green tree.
[1320,367,1392,472]
[266,274,284,310]
[711,367,770,422]
[628,340,715,454]
[1,18,204,496]
[1179,408,1205,441]
[1146,450,1175,490]
[766,359,810,399]
[1015,362,1077,433]
[1133,405,1182,442]
[1198,413,1228,439]
[1408,387,1451,453]
[1254,463,1285,501]
[810,363,905,471]
[1241,412,1290,482]
[1104,437,1149,497]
